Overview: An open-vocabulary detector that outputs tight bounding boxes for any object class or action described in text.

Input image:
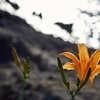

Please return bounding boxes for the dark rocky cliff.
[0,10,98,100]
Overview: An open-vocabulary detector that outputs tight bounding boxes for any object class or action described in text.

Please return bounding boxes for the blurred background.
[0,0,100,100]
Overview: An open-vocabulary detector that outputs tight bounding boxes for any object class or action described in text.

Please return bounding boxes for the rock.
[0,10,97,100]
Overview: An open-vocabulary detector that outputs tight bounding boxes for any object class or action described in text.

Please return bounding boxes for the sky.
[1,0,100,49]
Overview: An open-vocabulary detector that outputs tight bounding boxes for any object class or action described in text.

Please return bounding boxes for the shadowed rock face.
[55,22,73,33]
[0,10,95,69]
[32,12,42,19]
[0,10,97,100]
[5,0,19,10]
[0,35,12,63]
[0,10,81,68]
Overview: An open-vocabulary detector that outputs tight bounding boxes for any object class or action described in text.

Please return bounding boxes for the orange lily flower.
[60,44,100,84]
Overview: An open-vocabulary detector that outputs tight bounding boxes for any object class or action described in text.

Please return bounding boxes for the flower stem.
[72,95,75,100]
[18,79,26,100]
[69,90,75,100]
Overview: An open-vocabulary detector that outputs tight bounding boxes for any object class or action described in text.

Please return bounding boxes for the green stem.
[18,79,26,100]
[69,90,75,100]
[72,95,75,100]
[57,57,91,100]
[75,68,91,96]
[57,57,70,89]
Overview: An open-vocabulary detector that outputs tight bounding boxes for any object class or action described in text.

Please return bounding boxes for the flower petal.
[63,62,75,70]
[59,52,79,67]
[78,44,90,82]
[89,50,100,71]
[59,52,80,77]
[78,44,89,62]
[89,64,100,84]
